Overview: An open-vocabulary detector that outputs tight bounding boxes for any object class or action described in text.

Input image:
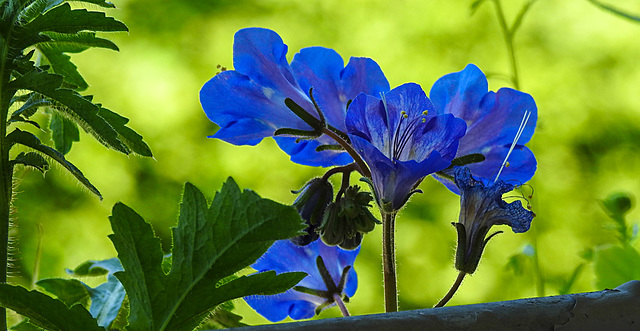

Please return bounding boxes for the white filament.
[494,110,531,183]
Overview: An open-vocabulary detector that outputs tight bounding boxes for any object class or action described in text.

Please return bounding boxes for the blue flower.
[430,64,537,192]
[345,83,467,212]
[200,28,389,167]
[244,239,359,322]
[452,166,534,274]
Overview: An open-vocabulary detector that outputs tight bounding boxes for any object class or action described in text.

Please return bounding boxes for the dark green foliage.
[109,179,307,331]
[1,0,151,194]
[36,278,90,307]
[6,128,101,198]
[0,284,102,331]
[49,113,79,155]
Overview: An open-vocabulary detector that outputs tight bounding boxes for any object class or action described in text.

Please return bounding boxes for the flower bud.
[290,178,334,246]
[318,185,380,250]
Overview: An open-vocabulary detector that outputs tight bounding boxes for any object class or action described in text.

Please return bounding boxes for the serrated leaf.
[202,306,248,329]
[23,3,127,34]
[7,128,102,198]
[0,284,102,331]
[17,0,64,24]
[11,93,52,120]
[36,278,90,307]
[8,70,63,94]
[38,46,88,90]
[109,179,307,331]
[594,244,640,289]
[39,31,119,52]
[50,112,80,154]
[98,107,153,157]
[9,72,129,154]
[11,152,50,173]
[170,271,306,331]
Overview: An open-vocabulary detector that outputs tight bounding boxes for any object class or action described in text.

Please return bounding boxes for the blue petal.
[345,93,389,155]
[382,83,434,136]
[292,48,390,133]
[430,64,488,120]
[459,88,537,154]
[454,167,534,233]
[246,239,360,322]
[405,114,466,162]
[200,60,312,146]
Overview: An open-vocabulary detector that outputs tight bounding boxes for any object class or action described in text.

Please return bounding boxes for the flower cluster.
[200,28,539,319]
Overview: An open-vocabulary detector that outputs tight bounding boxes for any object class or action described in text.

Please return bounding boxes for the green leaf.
[8,318,43,331]
[8,70,63,94]
[200,304,247,329]
[36,278,90,307]
[9,71,129,154]
[11,93,52,120]
[66,258,123,277]
[39,31,120,52]
[594,244,640,289]
[98,107,153,157]
[50,112,80,154]
[23,3,128,34]
[109,179,307,331]
[170,271,306,331]
[11,152,50,173]
[0,284,102,331]
[38,45,88,90]
[7,128,102,199]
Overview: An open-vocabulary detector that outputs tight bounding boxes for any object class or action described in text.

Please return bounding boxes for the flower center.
[391,110,428,161]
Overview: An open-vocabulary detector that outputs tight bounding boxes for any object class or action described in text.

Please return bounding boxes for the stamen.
[494,110,531,183]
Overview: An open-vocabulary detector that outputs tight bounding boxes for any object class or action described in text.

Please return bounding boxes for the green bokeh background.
[8,0,640,325]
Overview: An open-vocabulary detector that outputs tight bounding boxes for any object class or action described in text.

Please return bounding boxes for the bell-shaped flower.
[244,239,359,322]
[345,83,467,212]
[430,64,537,192]
[452,166,534,274]
[200,27,389,167]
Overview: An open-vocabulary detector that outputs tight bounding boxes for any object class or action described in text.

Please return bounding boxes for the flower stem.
[322,128,371,178]
[434,271,466,308]
[492,0,520,90]
[382,211,398,312]
[333,293,350,317]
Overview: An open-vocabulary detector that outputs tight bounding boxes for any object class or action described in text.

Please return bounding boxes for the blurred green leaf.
[8,319,42,331]
[50,112,80,155]
[594,244,640,289]
[108,179,307,331]
[0,284,102,331]
[11,152,50,173]
[6,128,102,199]
[588,0,640,23]
[66,258,123,277]
[36,278,90,307]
